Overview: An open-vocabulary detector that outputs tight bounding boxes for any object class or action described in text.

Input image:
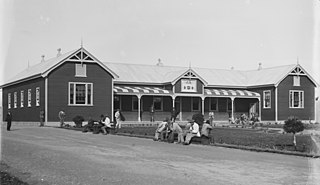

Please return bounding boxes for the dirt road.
[1,126,319,185]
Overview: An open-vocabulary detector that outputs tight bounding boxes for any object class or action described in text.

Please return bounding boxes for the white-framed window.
[263,90,271,109]
[153,96,163,111]
[8,93,11,109]
[132,96,138,111]
[69,82,93,105]
[293,76,300,86]
[14,92,17,108]
[191,97,200,111]
[289,90,304,108]
[28,89,32,107]
[209,98,218,111]
[20,90,24,107]
[75,63,87,77]
[36,87,40,106]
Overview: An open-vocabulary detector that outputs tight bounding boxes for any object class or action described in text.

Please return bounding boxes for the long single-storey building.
[1,46,318,126]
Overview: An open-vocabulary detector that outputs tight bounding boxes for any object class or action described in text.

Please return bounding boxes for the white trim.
[8,93,11,109]
[68,82,93,106]
[36,87,40,106]
[111,78,114,122]
[275,86,278,122]
[45,78,48,124]
[263,90,271,109]
[289,90,304,108]
[20,90,24,108]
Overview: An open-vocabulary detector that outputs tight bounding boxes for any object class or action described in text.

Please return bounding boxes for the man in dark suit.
[5,111,12,131]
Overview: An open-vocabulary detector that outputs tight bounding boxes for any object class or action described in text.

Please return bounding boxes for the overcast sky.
[1,0,320,88]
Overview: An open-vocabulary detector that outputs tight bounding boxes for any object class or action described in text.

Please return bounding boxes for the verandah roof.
[114,85,260,98]
[204,89,260,98]
[114,85,172,95]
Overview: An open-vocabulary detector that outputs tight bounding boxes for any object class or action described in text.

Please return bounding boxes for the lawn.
[117,126,317,154]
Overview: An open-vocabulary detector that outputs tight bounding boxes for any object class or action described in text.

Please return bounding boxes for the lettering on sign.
[181,79,197,92]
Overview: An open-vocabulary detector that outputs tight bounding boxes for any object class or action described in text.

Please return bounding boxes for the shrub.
[283,116,304,148]
[72,115,84,128]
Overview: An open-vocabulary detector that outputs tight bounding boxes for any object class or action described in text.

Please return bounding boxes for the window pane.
[69,84,74,104]
[192,98,200,111]
[76,84,86,104]
[293,92,299,107]
[21,91,24,107]
[36,87,40,106]
[87,84,91,105]
[154,97,162,110]
[210,98,218,111]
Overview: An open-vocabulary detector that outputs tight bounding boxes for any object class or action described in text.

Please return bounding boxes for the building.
[1,47,318,126]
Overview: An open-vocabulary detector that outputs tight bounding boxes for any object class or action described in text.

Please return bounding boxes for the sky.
[1,0,320,89]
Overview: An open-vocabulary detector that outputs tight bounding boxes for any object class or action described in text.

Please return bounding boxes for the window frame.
[263,90,271,109]
[28,89,32,107]
[75,63,87,77]
[153,96,163,111]
[8,93,11,109]
[209,98,218,111]
[191,97,200,111]
[68,82,93,106]
[289,90,304,108]
[20,90,24,108]
[36,87,40,106]
[14,92,17,108]
[293,76,300,86]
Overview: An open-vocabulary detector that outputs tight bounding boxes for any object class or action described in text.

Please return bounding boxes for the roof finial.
[80,37,83,48]
[189,62,191,69]
[297,56,299,64]
[156,58,163,66]
[41,55,45,62]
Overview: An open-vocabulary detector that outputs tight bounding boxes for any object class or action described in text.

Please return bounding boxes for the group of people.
[81,109,125,134]
[153,117,213,145]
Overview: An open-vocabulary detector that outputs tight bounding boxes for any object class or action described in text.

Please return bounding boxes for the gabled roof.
[106,62,318,88]
[1,47,118,88]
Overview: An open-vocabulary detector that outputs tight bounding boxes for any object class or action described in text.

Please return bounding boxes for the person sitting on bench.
[183,119,200,145]
[154,118,170,141]
[201,120,213,145]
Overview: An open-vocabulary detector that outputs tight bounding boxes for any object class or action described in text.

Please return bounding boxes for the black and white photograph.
[1,0,320,184]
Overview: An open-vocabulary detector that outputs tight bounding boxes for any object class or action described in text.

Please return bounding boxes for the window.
[153,97,163,111]
[114,96,121,110]
[20,90,24,107]
[69,82,93,105]
[75,63,87,77]
[227,99,232,111]
[36,87,40,106]
[132,96,138,111]
[289,90,304,108]
[191,97,200,111]
[209,98,218,111]
[293,76,300,86]
[8,93,11,109]
[14,92,17,108]
[28,89,32,107]
[263,90,271,108]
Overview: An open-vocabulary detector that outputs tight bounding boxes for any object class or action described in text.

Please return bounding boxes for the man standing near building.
[58,110,66,128]
[39,110,45,127]
[5,111,12,131]
[150,105,155,122]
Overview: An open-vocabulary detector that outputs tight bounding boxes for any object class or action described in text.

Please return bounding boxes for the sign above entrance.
[181,79,197,92]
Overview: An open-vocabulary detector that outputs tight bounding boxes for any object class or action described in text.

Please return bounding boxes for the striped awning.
[114,85,173,95]
[204,89,260,98]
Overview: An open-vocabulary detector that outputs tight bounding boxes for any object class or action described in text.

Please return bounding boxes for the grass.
[117,126,317,154]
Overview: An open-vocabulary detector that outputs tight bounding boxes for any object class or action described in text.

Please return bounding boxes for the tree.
[283,116,304,149]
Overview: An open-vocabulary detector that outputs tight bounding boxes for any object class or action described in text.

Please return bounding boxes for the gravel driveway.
[1,126,320,185]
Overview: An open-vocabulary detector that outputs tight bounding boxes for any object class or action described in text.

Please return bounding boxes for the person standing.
[115,109,123,130]
[209,112,214,126]
[39,110,45,127]
[5,111,12,131]
[183,120,200,145]
[150,105,155,122]
[58,110,66,128]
